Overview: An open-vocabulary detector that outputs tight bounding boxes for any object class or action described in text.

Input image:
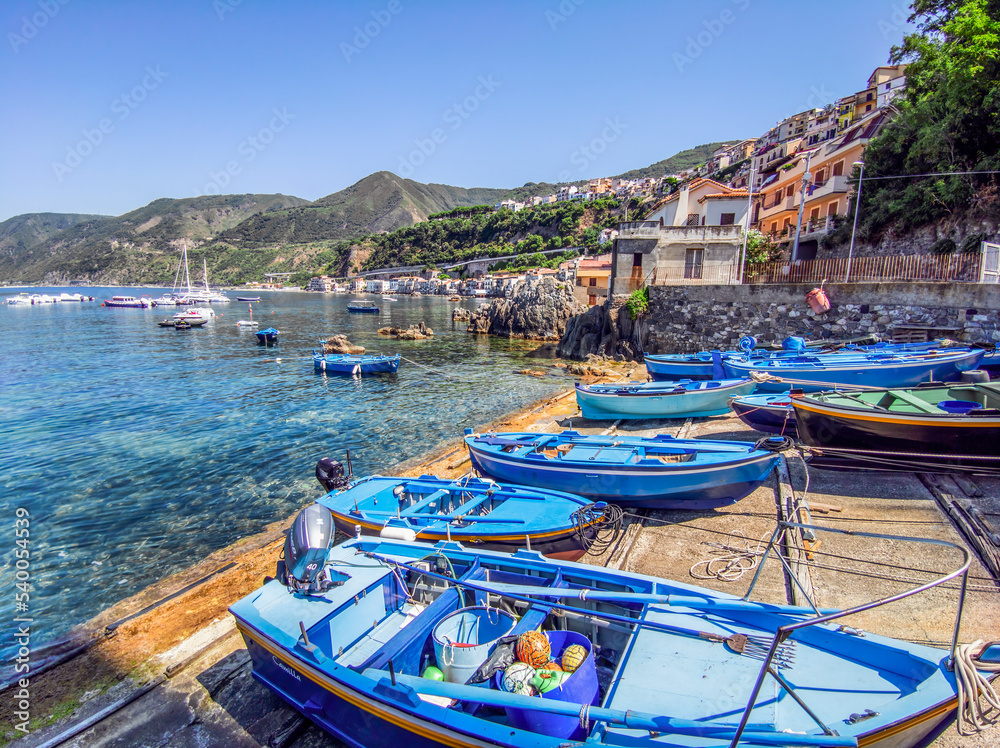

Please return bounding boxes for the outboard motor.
[277,503,347,594]
[315,458,349,493]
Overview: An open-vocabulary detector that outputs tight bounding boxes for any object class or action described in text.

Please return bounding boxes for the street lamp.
[845,160,864,283]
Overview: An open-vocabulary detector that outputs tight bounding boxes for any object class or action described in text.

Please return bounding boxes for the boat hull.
[231,536,996,748]
[314,352,401,375]
[644,355,717,381]
[466,441,777,510]
[794,395,1000,472]
[576,379,756,420]
[348,306,380,313]
[724,350,985,392]
[729,394,798,436]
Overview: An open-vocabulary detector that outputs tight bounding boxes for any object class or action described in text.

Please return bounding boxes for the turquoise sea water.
[0,288,567,659]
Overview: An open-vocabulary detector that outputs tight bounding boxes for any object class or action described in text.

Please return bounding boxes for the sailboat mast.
[183,243,193,294]
[203,258,210,292]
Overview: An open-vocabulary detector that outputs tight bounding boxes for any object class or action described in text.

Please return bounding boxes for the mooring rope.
[952,639,1000,735]
[399,356,456,378]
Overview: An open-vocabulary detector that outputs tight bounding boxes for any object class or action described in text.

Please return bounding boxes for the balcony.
[617,220,661,239]
[759,195,795,220]
[793,174,851,206]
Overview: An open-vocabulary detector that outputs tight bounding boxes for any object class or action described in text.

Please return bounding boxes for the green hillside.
[215,172,513,248]
[1,194,308,284]
[613,142,738,181]
[0,212,108,260]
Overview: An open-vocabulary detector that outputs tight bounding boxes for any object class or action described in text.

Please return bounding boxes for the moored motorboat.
[255,327,279,344]
[104,295,155,308]
[230,509,1000,748]
[173,307,214,324]
[313,351,401,375]
[723,348,985,392]
[464,430,782,509]
[236,304,259,328]
[575,378,756,420]
[348,301,380,313]
[316,472,620,561]
[729,393,798,436]
[4,293,33,305]
[792,381,1000,472]
[236,296,261,302]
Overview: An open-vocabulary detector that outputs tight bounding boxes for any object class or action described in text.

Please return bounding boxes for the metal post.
[791,151,813,263]
[738,162,755,285]
[845,161,864,283]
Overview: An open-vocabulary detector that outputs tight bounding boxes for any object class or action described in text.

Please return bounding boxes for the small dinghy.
[464,430,782,509]
[313,351,401,375]
[315,470,620,561]
[236,303,259,328]
[230,510,1000,748]
[729,393,798,436]
[793,381,1000,473]
[255,327,279,344]
[575,378,755,420]
[348,301,380,313]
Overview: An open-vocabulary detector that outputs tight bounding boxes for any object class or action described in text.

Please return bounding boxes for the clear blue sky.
[1,0,913,221]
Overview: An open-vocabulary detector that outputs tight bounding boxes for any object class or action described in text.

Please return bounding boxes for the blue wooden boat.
[722,349,985,393]
[729,393,798,436]
[463,430,780,509]
[348,301,380,313]
[575,378,756,420]
[237,296,261,301]
[645,338,977,381]
[318,475,619,561]
[230,512,999,748]
[978,343,1000,371]
[313,351,401,375]
[255,327,279,344]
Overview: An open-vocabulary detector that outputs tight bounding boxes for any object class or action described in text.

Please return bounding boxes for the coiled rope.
[952,639,1000,735]
[688,529,777,582]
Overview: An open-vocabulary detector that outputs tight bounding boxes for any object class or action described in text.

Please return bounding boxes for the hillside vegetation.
[0,213,108,261]
[613,142,736,181]
[2,194,308,284]
[860,0,1000,242]
[214,172,512,249]
[303,197,636,282]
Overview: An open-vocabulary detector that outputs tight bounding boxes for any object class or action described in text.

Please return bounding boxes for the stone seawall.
[558,282,1000,359]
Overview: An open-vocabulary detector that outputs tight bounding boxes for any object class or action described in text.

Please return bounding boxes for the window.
[632,253,642,267]
[684,248,704,279]
[588,277,596,287]
[720,213,735,226]
[815,169,826,185]
[832,161,844,177]
[770,222,778,233]
[810,208,820,221]
[686,213,699,226]
[828,202,839,217]
[865,104,872,112]
[786,185,795,199]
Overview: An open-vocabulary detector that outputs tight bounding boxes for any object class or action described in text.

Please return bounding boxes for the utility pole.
[738,161,756,284]
[791,150,813,263]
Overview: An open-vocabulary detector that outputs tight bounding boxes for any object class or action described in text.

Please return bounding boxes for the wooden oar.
[363,669,857,747]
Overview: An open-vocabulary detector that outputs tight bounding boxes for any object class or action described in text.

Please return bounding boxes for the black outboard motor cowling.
[279,503,345,594]
[315,458,349,493]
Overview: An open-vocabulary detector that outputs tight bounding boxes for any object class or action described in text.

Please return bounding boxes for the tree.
[743,229,782,263]
[861,0,1000,237]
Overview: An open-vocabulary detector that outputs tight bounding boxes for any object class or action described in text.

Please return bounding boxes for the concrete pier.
[5,380,999,747]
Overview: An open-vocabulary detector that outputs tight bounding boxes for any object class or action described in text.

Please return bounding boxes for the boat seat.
[404,489,451,515]
[352,588,462,674]
[886,390,943,413]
